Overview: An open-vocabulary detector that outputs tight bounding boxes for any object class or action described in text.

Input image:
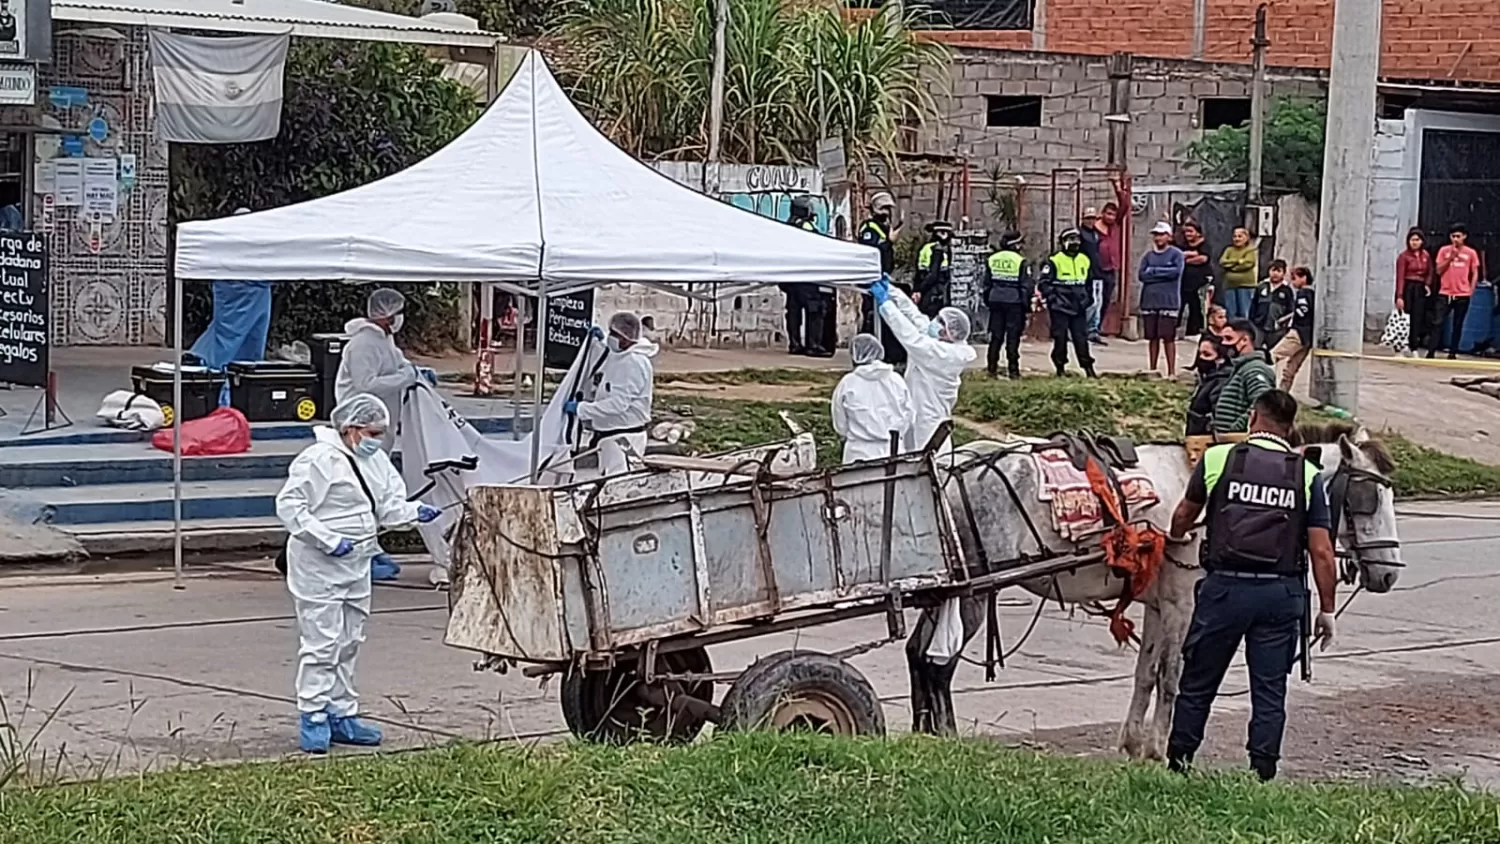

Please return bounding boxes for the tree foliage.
[1184,98,1327,201]
[172,41,481,350]
[555,0,949,167]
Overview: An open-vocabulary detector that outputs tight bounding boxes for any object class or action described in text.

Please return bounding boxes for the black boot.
[1250,756,1277,782]
[1008,365,1021,380]
[1054,363,1067,377]
[1167,753,1192,776]
[1084,364,1099,379]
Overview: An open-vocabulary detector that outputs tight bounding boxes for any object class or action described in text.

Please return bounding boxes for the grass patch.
[956,373,1190,441]
[1384,433,1500,498]
[661,367,843,387]
[3,734,1498,843]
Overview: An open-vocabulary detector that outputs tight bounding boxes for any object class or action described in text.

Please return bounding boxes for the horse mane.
[1290,421,1397,474]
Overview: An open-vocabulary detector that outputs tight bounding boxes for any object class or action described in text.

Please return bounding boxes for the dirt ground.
[1027,669,1500,785]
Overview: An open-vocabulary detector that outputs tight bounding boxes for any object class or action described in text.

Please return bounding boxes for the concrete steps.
[1,412,519,558]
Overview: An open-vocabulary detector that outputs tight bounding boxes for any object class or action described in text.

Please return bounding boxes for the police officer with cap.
[1165,389,1339,782]
[984,231,1032,379]
[783,196,833,357]
[914,220,955,318]
[1038,228,1097,377]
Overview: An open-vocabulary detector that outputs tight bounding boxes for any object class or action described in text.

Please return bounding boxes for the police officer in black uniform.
[984,231,1032,379]
[858,191,906,366]
[782,196,833,357]
[1166,389,1339,781]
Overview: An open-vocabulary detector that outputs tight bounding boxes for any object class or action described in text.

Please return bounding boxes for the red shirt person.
[1395,227,1434,350]
[1428,223,1482,359]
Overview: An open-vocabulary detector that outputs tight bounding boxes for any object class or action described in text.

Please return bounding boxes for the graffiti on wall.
[723,191,831,233]
[649,161,845,235]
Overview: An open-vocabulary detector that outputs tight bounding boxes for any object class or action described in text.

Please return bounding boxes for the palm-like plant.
[555,0,948,166]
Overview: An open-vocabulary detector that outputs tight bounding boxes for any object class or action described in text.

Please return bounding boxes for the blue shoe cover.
[299,711,331,754]
[371,554,401,581]
[330,715,383,747]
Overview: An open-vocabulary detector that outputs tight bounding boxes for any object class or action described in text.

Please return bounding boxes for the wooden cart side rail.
[516,550,1106,678]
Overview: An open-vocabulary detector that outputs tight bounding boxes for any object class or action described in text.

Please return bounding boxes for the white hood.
[854,361,896,381]
[344,317,385,337]
[313,425,352,453]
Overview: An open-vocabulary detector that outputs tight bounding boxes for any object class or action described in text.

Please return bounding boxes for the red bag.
[152,407,252,456]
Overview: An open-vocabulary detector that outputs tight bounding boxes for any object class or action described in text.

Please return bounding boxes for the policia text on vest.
[983,247,1032,379]
[1165,431,1337,782]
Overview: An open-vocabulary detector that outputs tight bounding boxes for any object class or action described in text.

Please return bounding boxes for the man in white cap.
[1138,220,1187,377]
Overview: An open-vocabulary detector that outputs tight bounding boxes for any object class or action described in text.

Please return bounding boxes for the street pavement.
[2,500,1499,783]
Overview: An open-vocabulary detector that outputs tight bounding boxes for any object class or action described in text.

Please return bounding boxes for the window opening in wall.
[1201,98,1252,131]
[0,131,26,230]
[986,95,1042,128]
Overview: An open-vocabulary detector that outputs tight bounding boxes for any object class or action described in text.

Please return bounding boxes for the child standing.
[1251,259,1294,350]
[1271,266,1315,391]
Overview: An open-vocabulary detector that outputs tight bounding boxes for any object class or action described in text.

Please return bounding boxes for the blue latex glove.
[589,325,606,341]
[867,278,891,307]
[417,504,442,524]
[563,398,579,414]
[417,366,439,386]
[331,538,355,558]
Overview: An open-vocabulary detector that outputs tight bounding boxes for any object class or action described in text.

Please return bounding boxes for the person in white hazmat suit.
[868,277,975,455]
[564,312,658,477]
[868,278,975,666]
[275,393,441,754]
[831,333,912,463]
[333,287,437,582]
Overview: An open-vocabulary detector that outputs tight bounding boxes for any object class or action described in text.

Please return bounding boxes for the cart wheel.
[159,404,175,428]
[295,397,317,422]
[560,647,714,744]
[719,651,884,736]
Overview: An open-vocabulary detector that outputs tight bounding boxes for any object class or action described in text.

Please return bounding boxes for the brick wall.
[929,0,1500,85]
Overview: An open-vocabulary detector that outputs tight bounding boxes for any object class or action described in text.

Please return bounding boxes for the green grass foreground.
[3,735,1498,844]
[666,370,1500,498]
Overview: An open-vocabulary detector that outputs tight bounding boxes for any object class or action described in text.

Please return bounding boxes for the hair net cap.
[850,332,884,365]
[367,288,406,320]
[936,307,972,344]
[608,311,641,341]
[330,393,390,432]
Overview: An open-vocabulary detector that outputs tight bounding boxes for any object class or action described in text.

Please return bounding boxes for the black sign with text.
[544,289,596,370]
[0,232,48,387]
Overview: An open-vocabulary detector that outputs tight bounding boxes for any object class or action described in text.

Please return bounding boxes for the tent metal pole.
[171,273,184,591]
[511,295,526,441]
[528,281,547,482]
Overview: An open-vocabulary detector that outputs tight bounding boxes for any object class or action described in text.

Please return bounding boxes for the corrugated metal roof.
[54,0,500,49]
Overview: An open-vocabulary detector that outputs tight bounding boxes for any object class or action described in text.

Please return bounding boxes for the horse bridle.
[1324,460,1403,581]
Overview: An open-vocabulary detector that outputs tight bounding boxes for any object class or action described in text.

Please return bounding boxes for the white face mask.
[389,313,404,334]
[354,436,382,456]
[606,336,623,354]
[926,322,942,340]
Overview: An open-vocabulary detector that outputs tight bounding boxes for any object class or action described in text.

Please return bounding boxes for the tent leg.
[511,296,526,441]
[172,273,184,591]
[528,283,547,483]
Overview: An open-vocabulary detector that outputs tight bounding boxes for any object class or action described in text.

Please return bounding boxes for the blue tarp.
[189,280,272,369]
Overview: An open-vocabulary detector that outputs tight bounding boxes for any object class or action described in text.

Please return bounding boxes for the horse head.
[1293,422,1402,594]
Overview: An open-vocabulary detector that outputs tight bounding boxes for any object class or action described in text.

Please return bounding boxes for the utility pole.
[1248,4,1269,202]
[706,0,729,174]
[1311,0,1382,413]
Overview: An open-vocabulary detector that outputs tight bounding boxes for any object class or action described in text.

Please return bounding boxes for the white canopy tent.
[168,49,884,584]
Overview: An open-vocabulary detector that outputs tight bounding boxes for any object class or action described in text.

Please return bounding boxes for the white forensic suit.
[335,318,420,452]
[878,287,976,455]
[831,362,912,463]
[275,426,422,716]
[577,338,658,476]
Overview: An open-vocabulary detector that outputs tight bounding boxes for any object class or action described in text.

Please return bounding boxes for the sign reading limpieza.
[544,290,596,370]
[0,232,48,387]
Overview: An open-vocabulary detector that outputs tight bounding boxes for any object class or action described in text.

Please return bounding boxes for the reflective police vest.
[987,250,1026,305]
[859,220,894,274]
[797,220,817,232]
[1048,252,1091,285]
[917,241,951,272]
[1203,436,1316,576]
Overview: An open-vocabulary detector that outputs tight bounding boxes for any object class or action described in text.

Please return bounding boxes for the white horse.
[907,422,1404,760]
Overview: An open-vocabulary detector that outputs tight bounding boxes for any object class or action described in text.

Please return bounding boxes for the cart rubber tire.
[719,650,885,736]
[560,647,714,744]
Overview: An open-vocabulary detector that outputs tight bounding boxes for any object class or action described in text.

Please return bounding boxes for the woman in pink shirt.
[1429,223,1482,359]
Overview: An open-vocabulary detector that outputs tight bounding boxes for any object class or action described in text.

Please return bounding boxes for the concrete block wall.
[593,284,863,350]
[1366,118,1408,332]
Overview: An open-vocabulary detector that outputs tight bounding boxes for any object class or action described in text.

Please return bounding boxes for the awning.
[174,50,884,293]
[54,0,499,49]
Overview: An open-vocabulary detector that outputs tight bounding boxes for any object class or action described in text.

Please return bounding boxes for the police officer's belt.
[1212,570,1295,580]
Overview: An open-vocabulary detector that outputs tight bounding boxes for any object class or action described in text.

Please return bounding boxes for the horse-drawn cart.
[444,434,1101,741]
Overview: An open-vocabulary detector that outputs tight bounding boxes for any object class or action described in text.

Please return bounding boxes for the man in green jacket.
[1212,319,1278,433]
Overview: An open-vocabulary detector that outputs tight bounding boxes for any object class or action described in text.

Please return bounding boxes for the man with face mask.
[1038,229,1097,378]
[334,287,436,582]
[913,221,954,318]
[1211,319,1277,434]
[565,311,658,477]
[859,192,907,366]
[866,278,975,455]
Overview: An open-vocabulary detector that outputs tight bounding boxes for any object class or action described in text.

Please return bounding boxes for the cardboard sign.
[0,232,49,387]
